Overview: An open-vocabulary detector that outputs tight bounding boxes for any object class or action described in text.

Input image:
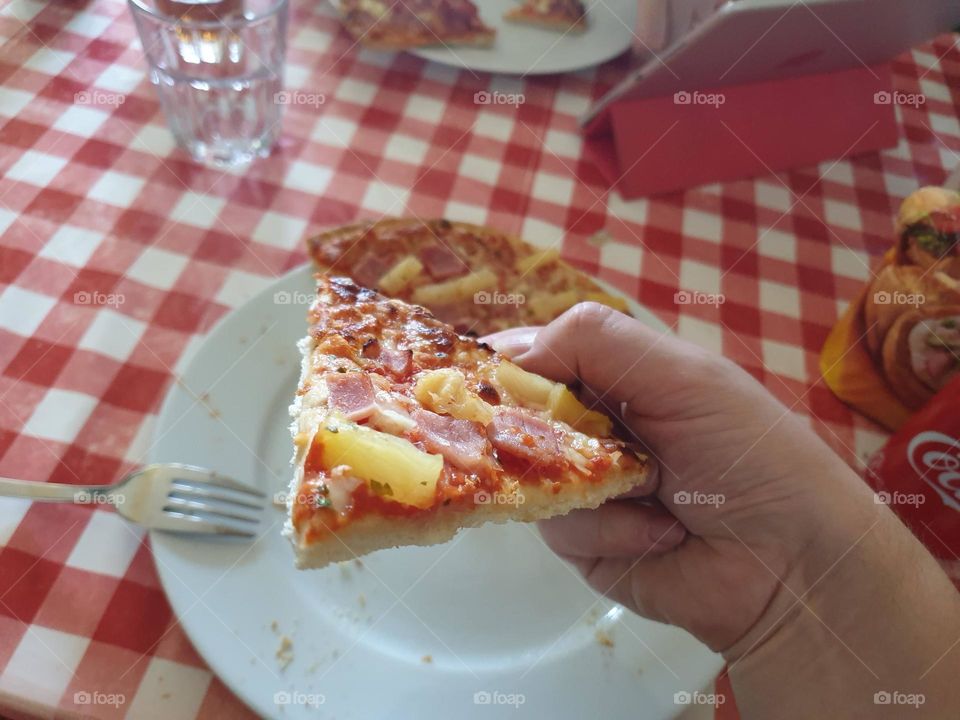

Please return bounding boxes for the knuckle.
[569,301,617,327]
[559,301,621,340]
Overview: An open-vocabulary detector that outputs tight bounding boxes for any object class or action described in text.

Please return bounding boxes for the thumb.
[510,303,704,417]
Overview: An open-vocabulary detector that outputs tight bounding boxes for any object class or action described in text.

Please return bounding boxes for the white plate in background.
[327,0,638,75]
[149,264,722,719]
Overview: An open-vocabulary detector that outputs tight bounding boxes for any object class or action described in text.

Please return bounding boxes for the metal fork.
[0,464,266,538]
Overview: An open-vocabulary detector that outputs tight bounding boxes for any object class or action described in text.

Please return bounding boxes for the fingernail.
[486,331,539,358]
[648,518,685,547]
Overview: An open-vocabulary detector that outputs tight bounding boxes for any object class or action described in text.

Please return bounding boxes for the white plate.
[329,0,637,75]
[149,264,721,720]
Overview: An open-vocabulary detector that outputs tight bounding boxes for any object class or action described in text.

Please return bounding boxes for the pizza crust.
[353,30,495,50]
[288,464,647,569]
[503,9,587,33]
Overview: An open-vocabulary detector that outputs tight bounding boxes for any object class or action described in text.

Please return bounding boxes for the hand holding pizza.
[485,303,960,718]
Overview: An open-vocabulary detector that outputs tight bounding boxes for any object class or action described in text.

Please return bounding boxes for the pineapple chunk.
[317,417,442,509]
[495,360,554,407]
[516,248,560,274]
[413,368,494,424]
[377,256,423,295]
[497,361,612,436]
[411,268,497,306]
[547,385,612,437]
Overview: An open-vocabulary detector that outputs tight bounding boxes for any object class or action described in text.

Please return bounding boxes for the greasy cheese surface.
[291,277,644,543]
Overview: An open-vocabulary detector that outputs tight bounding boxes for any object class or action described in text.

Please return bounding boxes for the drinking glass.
[128,0,288,167]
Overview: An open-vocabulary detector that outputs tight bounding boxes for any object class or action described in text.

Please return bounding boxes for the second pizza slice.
[284,276,649,568]
[337,0,496,50]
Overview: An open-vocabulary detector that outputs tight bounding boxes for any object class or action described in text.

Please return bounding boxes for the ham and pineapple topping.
[293,277,640,534]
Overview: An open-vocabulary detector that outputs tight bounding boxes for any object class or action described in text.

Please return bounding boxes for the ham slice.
[325,372,377,421]
[353,253,392,287]
[412,409,491,474]
[487,407,562,469]
[418,243,467,280]
[381,347,412,379]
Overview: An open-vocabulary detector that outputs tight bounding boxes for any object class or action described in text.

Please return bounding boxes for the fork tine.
[169,481,265,510]
[154,509,258,537]
[164,464,267,498]
[164,495,261,524]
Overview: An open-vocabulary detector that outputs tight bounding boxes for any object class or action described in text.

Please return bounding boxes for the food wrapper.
[865,373,960,562]
[820,249,913,430]
[820,187,960,431]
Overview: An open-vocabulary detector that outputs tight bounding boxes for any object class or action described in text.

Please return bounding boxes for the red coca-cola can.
[865,373,960,560]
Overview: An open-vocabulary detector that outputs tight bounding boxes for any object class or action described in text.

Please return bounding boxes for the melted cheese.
[377,256,424,294]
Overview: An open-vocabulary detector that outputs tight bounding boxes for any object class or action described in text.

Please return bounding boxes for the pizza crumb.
[307,661,320,674]
[276,635,294,670]
[270,620,280,633]
[354,559,364,569]
[421,654,432,664]
[357,593,366,608]
[339,563,352,580]
[198,392,221,419]
[161,692,171,700]
[595,630,614,648]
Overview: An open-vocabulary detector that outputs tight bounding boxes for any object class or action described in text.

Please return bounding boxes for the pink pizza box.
[582,64,899,198]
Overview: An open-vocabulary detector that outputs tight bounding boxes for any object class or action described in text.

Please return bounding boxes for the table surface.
[0,0,958,716]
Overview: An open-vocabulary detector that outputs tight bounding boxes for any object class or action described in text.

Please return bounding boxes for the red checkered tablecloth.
[0,0,958,715]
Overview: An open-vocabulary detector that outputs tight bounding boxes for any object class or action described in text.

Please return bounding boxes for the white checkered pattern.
[0,0,958,716]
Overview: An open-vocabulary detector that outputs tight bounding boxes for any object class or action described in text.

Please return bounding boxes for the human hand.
[484,302,878,655]
[486,305,960,718]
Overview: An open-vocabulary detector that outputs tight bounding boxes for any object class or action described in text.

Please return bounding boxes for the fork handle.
[0,477,116,504]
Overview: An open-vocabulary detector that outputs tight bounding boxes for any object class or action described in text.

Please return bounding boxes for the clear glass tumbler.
[128,0,288,167]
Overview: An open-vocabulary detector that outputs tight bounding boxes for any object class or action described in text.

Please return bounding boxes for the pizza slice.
[284,276,649,568]
[503,0,588,33]
[337,0,496,50]
[306,218,630,335]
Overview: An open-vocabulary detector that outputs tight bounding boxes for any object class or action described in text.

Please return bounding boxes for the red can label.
[907,431,960,512]
[866,375,960,559]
